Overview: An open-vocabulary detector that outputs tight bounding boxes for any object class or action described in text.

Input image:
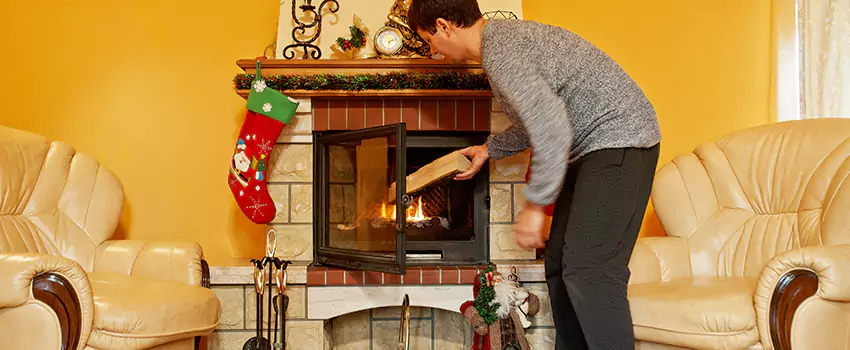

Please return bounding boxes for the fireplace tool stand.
[244,229,292,350]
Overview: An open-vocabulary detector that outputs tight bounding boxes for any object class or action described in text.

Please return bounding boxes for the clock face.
[375,27,403,56]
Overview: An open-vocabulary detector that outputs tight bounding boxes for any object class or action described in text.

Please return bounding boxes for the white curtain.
[799,0,850,118]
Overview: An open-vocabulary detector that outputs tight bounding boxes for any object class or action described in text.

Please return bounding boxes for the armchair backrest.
[652,118,850,278]
[0,125,124,271]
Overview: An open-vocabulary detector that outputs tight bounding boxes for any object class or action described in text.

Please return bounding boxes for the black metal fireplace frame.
[312,123,490,274]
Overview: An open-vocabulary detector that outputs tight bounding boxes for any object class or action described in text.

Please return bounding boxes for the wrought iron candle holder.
[282,0,340,60]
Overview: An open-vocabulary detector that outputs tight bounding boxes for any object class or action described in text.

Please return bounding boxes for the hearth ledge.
[207,260,545,285]
[306,284,471,320]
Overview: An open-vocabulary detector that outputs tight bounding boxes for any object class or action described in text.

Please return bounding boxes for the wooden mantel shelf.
[234,89,492,98]
[236,58,483,72]
[234,58,492,99]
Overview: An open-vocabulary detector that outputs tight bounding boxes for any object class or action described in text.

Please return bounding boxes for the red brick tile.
[441,266,460,284]
[326,268,345,285]
[383,272,402,284]
[456,100,474,131]
[420,100,438,130]
[421,266,440,284]
[328,100,347,130]
[365,99,383,128]
[438,99,456,130]
[473,99,491,131]
[459,266,479,284]
[344,271,364,285]
[384,99,401,125]
[402,267,422,284]
[347,99,364,130]
[307,267,326,286]
[312,99,329,131]
[401,99,419,130]
[364,271,383,285]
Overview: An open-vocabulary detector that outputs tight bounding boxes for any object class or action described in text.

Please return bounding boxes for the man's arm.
[483,42,573,206]
[486,123,531,160]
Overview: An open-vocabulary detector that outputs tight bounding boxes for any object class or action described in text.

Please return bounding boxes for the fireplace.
[313,122,490,274]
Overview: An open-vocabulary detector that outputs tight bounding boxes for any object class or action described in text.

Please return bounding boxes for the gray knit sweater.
[481,19,662,206]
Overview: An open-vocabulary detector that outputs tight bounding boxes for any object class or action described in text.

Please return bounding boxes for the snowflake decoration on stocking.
[253,80,267,93]
[257,139,274,155]
[246,197,268,217]
[263,103,272,113]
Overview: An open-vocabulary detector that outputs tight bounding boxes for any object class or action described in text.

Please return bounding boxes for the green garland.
[474,266,500,325]
[233,71,491,92]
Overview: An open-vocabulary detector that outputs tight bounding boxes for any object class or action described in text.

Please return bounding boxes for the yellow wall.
[0,0,280,264]
[523,0,773,237]
[0,0,772,265]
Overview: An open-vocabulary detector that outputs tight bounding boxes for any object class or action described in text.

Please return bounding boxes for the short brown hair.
[408,0,483,34]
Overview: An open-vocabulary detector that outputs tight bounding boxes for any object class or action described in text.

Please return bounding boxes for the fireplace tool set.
[244,229,292,350]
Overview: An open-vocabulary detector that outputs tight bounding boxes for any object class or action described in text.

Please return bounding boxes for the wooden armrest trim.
[201,259,210,289]
[33,272,82,350]
[195,259,211,350]
[769,269,818,350]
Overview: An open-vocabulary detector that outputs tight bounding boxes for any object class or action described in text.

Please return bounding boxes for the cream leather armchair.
[0,125,220,350]
[629,118,850,350]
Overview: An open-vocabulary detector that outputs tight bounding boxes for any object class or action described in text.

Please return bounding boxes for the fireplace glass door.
[314,123,489,274]
[314,124,407,274]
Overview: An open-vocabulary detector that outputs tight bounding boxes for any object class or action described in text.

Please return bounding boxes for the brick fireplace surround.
[206,59,554,349]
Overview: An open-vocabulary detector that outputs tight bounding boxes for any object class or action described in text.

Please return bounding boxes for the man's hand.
[515,202,546,249]
[454,145,489,181]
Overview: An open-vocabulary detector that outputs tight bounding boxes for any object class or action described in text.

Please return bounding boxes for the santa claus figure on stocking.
[459,266,541,350]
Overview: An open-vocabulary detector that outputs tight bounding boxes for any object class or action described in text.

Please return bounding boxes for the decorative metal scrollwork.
[483,10,518,20]
[282,0,340,60]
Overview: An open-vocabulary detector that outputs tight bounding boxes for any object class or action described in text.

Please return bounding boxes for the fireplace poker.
[242,259,270,350]
[273,260,290,349]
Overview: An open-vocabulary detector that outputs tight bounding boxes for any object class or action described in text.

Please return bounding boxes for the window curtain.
[799,0,850,118]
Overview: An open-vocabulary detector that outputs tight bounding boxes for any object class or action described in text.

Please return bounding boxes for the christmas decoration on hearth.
[331,14,377,59]
[229,60,299,224]
[281,0,340,59]
[233,71,490,92]
[459,266,541,350]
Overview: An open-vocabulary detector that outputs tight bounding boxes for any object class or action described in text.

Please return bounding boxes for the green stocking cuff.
[246,78,299,124]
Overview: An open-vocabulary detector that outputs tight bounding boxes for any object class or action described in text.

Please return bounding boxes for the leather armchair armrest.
[754,244,850,350]
[0,253,94,350]
[94,240,210,287]
[627,236,692,285]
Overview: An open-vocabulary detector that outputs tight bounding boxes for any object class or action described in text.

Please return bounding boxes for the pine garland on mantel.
[233,71,491,91]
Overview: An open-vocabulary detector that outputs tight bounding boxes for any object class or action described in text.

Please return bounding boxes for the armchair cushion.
[629,277,760,349]
[628,237,692,285]
[87,272,219,350]
[94,240,205,286]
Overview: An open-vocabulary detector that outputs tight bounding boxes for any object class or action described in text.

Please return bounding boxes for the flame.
[380,197,427,222]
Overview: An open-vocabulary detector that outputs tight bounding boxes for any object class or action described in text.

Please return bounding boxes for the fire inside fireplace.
[313,123,489,274]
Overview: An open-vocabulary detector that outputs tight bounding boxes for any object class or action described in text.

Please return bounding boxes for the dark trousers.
[545,144,660,350]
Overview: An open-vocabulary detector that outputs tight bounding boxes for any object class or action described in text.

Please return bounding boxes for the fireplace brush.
[243,229,292,350]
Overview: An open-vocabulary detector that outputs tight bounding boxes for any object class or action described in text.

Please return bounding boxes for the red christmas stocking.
[229,64,299,224]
